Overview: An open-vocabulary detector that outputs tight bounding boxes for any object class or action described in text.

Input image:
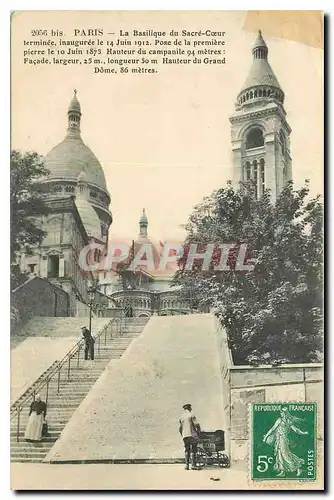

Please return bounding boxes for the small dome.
[75,197,101,240]
[237,30,283,102]
[252,30,267,51]
[240,59,282,91]
[68,90,81,114]
[45,136,107,190]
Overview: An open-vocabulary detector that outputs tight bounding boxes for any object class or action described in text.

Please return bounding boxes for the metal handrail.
[10,318,118,429]
[10,361,59,412]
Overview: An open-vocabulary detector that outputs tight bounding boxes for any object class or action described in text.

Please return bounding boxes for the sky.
[11,11,323,242]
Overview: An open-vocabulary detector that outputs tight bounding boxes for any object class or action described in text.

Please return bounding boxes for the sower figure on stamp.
[81,326,95,361]
[263,407,308,477]
[179,403,201,470]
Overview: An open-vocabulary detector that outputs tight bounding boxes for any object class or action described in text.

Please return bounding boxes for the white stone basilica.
[15,30,293,319]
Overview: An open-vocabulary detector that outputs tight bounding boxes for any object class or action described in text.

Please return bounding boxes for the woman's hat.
[183,404,191,410]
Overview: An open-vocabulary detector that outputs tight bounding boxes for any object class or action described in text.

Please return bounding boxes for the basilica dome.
[44,91,107,191]
[45,138,107,190]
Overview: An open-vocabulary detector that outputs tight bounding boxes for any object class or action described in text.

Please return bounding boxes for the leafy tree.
[174,181,323,365]
[11,150,50,289]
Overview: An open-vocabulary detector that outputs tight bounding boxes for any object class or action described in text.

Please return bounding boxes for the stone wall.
[215,318,324,462]
[12,277,69,327]
[229,365,323,461]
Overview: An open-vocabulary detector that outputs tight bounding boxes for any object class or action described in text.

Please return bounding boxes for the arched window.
[250,91,253,99]
[254,90,258,98]
[94,248,101,263]
[246,128,264,149]
[245,161,251,181]
[260,158,265,195]
[259,89,262,97]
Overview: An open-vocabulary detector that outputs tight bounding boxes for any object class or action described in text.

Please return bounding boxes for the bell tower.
[230,30,292,201]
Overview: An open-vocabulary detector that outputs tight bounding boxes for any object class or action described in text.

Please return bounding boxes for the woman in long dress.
[263,407,308,477]
[24,394,47,442]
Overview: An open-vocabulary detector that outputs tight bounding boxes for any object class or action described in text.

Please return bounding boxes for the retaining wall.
[215,318,324,461]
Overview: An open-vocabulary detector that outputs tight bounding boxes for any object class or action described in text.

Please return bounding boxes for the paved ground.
[11,337,78,403]
[46,314,226,463]
[10,462,323,490]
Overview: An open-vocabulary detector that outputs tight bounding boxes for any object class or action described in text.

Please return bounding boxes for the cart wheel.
[218,453,230,468]
[196,449,207,469]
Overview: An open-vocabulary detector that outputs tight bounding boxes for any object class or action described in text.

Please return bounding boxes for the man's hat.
[183,404,192,410]
[81,326,86,330]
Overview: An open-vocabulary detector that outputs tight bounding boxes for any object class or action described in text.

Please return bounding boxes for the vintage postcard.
[10,10,324,490]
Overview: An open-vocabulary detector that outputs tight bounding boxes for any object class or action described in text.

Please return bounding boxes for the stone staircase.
[10,316,150,463]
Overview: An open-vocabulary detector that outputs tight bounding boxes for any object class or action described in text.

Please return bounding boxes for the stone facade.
[18,92,113,315]
[19,197,93,316]
[106,289,200,318]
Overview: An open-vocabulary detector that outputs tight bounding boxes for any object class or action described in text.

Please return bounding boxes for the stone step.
[11,418,67,425]
[11,431,61,438]
[43,392,90,398]
[37,396,87,401]
[63,372,107,377]
[45,385,97,390]
[11,457,48,463]
[11,451,50,459]
[11,437,57,444]
[11,441,54,450]
[16,404,84,410]
[37,387,96,393]
[12,416,72,422]
[10,317,143,463]
[11,411,74,417]
[11,423,64,430]
[11,429,61,436]
[11,434,62,441]
[94,344,130,348]
[49,379,98,384]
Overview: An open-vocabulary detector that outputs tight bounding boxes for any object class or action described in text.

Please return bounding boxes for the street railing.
[10,318,119,442]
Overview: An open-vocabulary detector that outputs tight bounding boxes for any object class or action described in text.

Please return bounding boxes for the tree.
[11,150,50,289]
[173,181,323,365]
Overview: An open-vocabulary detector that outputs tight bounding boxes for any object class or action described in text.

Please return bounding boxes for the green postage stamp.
[251,403,317,481]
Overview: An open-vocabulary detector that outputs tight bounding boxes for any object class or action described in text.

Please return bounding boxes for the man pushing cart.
[178,403,230,470]
[179,403,201,470]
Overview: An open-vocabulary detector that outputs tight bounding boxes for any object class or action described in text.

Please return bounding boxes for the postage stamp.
[251,403,317,481]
